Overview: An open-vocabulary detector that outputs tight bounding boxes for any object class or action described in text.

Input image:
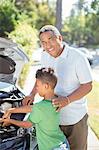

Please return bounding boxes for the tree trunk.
[55,0,62,32]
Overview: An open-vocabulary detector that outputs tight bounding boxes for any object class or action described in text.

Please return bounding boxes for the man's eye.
[43,41,47,44]
[49,36,53,40]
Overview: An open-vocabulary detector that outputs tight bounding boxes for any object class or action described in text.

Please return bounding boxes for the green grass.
[87,81,99,139]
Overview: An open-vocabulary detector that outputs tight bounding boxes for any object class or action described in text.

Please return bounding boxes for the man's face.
[40,31,63,58]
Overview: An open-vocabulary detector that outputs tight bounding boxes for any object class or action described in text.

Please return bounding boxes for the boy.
[1,68,69,150]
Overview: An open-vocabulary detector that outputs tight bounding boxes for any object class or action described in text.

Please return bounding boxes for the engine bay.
[0,88,26,141]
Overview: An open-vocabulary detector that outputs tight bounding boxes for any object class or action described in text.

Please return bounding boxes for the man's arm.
[22,82,37,106]
[67,82,92,102]
[52,82,92,111]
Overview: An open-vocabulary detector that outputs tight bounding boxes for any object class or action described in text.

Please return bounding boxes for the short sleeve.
[28,104,41,124]
[76,56,93,84]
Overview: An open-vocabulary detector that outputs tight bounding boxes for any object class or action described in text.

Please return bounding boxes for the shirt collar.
[58,42,69,59]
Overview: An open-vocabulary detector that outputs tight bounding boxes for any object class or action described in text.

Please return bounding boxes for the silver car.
[0,37,37,150]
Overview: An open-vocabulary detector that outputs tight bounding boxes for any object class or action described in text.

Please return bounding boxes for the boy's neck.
[44,91,57,100]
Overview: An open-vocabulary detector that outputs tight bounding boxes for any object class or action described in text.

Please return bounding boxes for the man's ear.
[59,35,63,42]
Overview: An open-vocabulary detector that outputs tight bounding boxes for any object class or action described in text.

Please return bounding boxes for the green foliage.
[15,0,39,26]
[63,15,87,46]
[0,0,55,87]
[8,22,38,88]
[14,0,55,29]
[0,0,55,38]
[91,0,99,14]
[74,0,87,14]
[85,0,99,45]
[62,0,99,47]
[0,0,19,37]
[35,3,55,29]
[8,21,38,57]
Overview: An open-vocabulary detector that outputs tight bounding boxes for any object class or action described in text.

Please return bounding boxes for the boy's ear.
[45,83,49,89]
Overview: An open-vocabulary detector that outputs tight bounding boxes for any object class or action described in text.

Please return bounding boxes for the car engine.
[0,88,26,142]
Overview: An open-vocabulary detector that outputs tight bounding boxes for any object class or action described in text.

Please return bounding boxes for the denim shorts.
[52,139,70,150]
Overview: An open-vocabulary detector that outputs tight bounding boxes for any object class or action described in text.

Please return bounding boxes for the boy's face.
[36,79,48,97]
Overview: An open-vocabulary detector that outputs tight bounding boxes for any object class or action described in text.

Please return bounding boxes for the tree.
[91,0,99,14]
[84,0,99,45]
[14,0,55,29]
[0,0,19,37]
[35,2,55,29]
[62,0,99,47]
[55,0,62,32]
[8,21,38,87]
[74,0,87,15]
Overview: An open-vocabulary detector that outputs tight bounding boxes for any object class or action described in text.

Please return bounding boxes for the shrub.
[8,22,38,88]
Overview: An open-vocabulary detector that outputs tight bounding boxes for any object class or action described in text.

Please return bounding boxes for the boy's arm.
[3,105,32,119]
[2,118,32,128]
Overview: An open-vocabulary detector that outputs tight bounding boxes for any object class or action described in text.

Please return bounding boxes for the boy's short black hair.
[35,68,57,89]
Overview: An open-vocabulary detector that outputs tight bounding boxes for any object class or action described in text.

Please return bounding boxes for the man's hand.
[52,96,70,112]
[22,95,34,106]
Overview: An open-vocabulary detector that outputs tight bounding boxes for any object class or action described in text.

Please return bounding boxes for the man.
[23,25,93,150]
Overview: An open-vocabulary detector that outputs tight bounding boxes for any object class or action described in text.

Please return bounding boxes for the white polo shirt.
[41,43,92,125]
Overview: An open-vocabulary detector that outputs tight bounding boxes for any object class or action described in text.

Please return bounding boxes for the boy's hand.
[2,118,11,127]
[2,110,11,119]
[0,118,11,127]
[0,118,3,123]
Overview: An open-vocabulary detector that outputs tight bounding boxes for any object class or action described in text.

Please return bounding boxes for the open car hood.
[0,37,29,85]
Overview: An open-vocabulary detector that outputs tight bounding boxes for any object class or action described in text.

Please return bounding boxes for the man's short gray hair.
[39,25,61,37]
